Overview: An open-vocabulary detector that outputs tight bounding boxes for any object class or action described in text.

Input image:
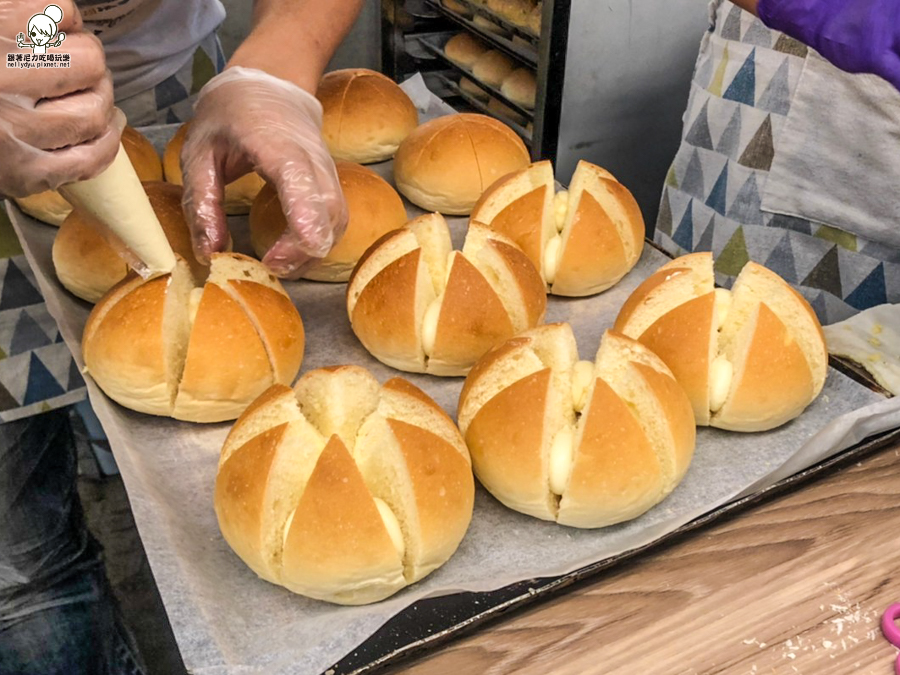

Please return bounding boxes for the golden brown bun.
[347,213,546,376]
[472,14,504,34]
[471,50,515,87]
[249,162,408,282]
[526,3,542,34]
[14,126,163,226]
[487,0,534,25]
[458,324,695,527]
[163,123,265,215]
[501,68,537,109]
[459,76,489,101]
[471,159,645,297]
[444,32,488,68]
[82,253,304,423]
[487,97,526,126]
[614,252,828,431]
[393,113,530,215]
[52,182,204,304]
[214,367,474,604]
[442,0,472,14]
[316,69,419,164]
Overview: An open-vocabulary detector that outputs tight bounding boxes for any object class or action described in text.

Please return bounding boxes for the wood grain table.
[384,439,900,675]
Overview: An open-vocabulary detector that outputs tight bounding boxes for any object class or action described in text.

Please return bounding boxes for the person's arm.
[729,0,759,15]
[181,1,365,278]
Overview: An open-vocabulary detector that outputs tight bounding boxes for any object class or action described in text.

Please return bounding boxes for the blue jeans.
[0,410,145,675]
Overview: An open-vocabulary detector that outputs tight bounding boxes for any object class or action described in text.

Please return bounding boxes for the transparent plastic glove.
[0,1,120,197]
[182,67,348,279]
[758,0,900,89]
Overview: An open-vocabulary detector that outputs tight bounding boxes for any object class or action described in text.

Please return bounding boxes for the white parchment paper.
[9,76,900,674]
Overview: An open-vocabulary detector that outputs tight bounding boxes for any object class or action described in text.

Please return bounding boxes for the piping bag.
[59,110,177,279]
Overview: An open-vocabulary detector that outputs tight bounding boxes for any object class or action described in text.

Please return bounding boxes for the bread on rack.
[14,126,163,226]
[164,122,265,215]
[442,0,472,16]
[487,97,526,127]
[459,76,489,101]
[487,0,534,27]
[250,162,408,282]
[527,2,542,34]
[471,50,516,87]
[444,32,489,69]
[472,14,505,34]
[614,252,828,431]
[458,325,695,528]
[214,366,474,605]
[52,182,206,304]
[394,113,530,215]
[501,68,536,109]
[82,253,305,423]
[470,160,644,297]
[316,68,419,164]
[347,213,546,376]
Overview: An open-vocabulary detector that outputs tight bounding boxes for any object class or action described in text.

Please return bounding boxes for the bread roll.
[14,126,163,226]
[83,253,305,423]
[471,160,644,297]
[526,2,542,34]
[163,122,265,215]
[501,68,537,109]
[444,32,488,68]
[214,366,474,604]
[316,68,419,164]
[487,97,526,126]
[614,252,828,431]
[459,76,489,101]
[53,182,205,304]
[487,0,533,26]
[471,50,515,87]
[458,324,695,527]
[249,162,408,282]
[442,0,471,15]
[394,113,530,215]
[472,14,504,34]
[347,213,546,376]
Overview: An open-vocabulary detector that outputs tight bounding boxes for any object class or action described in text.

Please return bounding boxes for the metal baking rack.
[433,71,533,145]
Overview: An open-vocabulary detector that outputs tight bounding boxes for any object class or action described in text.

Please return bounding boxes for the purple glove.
[757,0,900,89]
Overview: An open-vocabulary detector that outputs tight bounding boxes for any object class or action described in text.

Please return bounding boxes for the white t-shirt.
[77,0,226,99]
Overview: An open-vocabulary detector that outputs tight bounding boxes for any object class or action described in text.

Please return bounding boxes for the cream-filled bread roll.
[250,162,408,282]
[393,113,530,215]
[83,253,305,423]
[52,182,206,304]
[215,366,474,605]
[614,252,828,431]
[347,213,546,376]
[444,32,489,68]
[471,160,645,297]
[458,325,695,528]
[163,122,265,216]
[316,68,419,164]
[15,126,163,226]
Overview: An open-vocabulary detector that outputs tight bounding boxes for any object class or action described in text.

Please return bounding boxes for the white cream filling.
[188,287,204,326]
[422,295,444,357]
[553,190,569,232]
[282,507,297,546]
[714,288,733,330]
[372,497,405,558]
[543,235,563,284]
[571,360,595,413]
[709,354,733,413]
[548,426,575,496]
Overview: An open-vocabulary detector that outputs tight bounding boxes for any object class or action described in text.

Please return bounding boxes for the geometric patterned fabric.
[655,0,900,325]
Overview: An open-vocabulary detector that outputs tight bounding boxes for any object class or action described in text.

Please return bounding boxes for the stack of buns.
[393,113,530,214]
[52,182,204,303]
[15,126,162,226]
[458,324,695,528]
[250,162,408,282]
[614,253,828,432]
[316,69,419,164]
[471,160,645,297]
[83,253,305,423]
[215,366,474,605]
[347,213,546,376]
[164,122,265,215]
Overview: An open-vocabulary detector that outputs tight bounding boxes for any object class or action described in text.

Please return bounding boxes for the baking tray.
[416,32,536,123]
[424,0,539,67]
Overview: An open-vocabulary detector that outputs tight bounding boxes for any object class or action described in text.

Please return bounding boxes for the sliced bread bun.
[215,366,474,605]
[393,113,530,215]
[14,126,163,226]
[163,122,265,215]
[444,32,488,68]
[83,253,305,423]
[347,213,546,376]
[458,324,695,527]
[249,162,408,282]
[614,252,828,431]
[52,182,206,303]
[316,69,419,164]
[471,159,645,297]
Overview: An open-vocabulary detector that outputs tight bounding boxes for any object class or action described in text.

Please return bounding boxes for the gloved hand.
[0,1,120,197]
[181,67,348,279]
[757,0,900,89]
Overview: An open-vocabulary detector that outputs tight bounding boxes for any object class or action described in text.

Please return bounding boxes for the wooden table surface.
[385,439,900,675]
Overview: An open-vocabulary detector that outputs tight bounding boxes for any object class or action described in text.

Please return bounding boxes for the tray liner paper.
[9,75,900,674]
